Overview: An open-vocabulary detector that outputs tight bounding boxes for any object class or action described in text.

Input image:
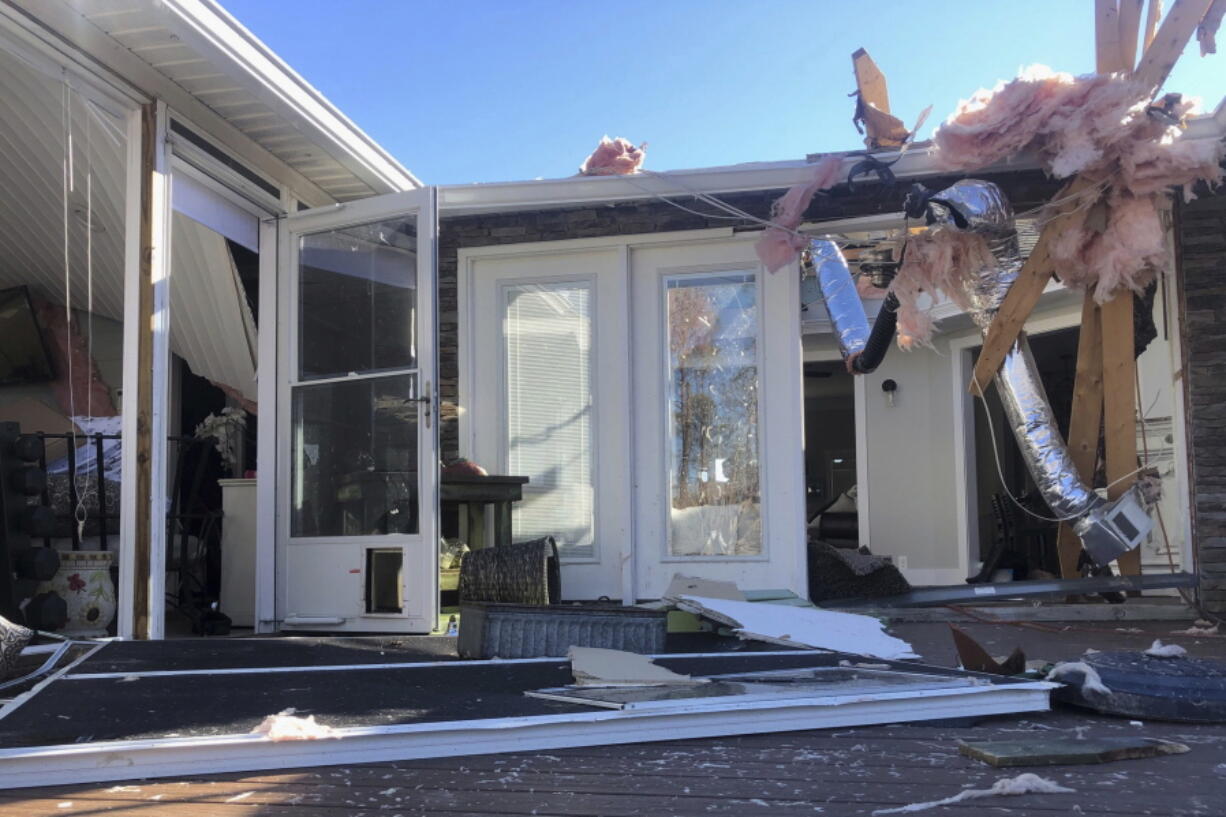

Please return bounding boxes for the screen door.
[277,188,438,632]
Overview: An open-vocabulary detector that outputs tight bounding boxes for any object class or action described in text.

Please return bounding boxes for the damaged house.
[1,0,1226,800]
[0,0,1222,641]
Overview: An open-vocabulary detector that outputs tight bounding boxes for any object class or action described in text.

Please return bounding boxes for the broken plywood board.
[959,735,1189,766]
[676,595,918,660]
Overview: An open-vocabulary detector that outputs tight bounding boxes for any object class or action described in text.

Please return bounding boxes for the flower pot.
[39,551,116,637]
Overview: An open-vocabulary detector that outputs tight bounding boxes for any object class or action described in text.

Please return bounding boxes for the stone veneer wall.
[1178,188,1226,612]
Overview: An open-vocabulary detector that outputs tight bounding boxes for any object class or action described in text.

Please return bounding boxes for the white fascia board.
[160,0,421,194]
[0,681,1052,790]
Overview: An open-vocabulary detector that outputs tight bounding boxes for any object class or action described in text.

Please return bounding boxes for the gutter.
[437,106,1226,216]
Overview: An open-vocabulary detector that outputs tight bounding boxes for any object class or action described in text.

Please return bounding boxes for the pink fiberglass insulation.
[579,136,646,176]
[890,230,990,349]
[896,66,1223,321]
[1049,192,1168,300]
[932,66,1153,179]
[755,156,844,272]
[250,709,337,741]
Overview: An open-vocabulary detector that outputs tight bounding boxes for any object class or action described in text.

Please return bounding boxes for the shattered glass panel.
[665,272,761,557]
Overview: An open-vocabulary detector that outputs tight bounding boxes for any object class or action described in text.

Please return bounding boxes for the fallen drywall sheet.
[677,595,919,660]
[569,646,706,687]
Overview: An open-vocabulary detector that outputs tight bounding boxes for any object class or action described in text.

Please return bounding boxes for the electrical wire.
[970,366,1145,526]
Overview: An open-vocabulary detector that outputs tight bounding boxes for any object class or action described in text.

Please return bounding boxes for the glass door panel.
[504,281,595,559]
[298,218,418,379]
[290,373,420,537]
[278,189,437,632]
[665,272,762,557]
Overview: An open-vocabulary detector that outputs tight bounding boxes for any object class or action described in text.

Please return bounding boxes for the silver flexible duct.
[806,238,871,360]
[927,180,1153,567]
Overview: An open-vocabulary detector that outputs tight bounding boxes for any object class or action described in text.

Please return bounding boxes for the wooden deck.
[6,619,1225,815]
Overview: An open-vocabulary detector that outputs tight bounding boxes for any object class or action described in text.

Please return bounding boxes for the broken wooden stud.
[1143,0,1163,51]
[1097,0,1129,73]
[1057,292,1106,579]
[1135,0,1216,93]
[1101,291,1142,577]
[851,48,909,149]
[968,176,1097,396]
[1118,0,1146,68]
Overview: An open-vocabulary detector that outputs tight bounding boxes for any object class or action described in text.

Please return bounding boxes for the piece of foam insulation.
[1145,639,1188,658]
[250,708,337,741]
[870,772,1075,814]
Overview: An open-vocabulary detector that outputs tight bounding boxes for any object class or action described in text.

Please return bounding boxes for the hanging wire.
[970,366,1145,527]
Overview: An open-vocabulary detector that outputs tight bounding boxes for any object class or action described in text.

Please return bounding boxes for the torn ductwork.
[924,179,1154,567]
[804,238,898,374]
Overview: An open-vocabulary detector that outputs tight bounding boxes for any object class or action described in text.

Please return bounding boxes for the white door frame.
[461,249,628,600]
[949,305,1082,582]
[799,345,871,551]
[276,187,439,632]
[459,227,805,601]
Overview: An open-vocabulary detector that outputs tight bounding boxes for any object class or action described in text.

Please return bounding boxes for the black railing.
[34,431,120,552]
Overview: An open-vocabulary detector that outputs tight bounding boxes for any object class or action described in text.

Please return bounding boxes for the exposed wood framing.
[1057,293,1106,578]
[1135,0,1216,92]
[1119,0,1146,67]
[1144,0,1164,50]
[132,103,156,640]
[968,176,1096,396]
[1097,0,1128,72]
[1101,292,1142,576]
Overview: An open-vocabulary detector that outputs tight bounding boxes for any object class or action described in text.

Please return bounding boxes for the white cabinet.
[219,478,257,627]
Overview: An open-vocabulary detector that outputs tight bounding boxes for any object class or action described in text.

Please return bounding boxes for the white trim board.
[60,649,809,682]
[0,678,1051,790]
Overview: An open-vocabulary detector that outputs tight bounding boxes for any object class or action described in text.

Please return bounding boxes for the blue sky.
[224,0,1225,186]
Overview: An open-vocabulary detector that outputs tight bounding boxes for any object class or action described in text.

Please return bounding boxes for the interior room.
[0,30,264,638]
[802,360,858,547]
[0,37,131,637]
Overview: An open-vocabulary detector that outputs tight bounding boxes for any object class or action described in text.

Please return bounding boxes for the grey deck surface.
[6,617,1225,815]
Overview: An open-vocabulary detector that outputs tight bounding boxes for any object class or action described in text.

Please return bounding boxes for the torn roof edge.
[436,104,1226,215]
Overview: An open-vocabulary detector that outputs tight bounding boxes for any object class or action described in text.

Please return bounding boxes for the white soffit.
[0,41,127,320]
[29,0,418,202]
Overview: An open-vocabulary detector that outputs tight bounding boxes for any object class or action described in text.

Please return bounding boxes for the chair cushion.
[0,614,33,680]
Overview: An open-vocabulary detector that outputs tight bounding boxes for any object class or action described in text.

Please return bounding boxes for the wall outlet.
[895,556,908,571]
